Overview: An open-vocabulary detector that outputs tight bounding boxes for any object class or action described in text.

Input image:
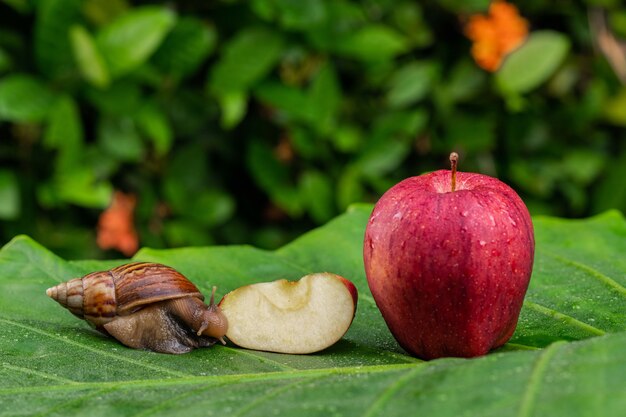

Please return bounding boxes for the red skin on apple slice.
[219,273,358,354]
[364,169,534,360]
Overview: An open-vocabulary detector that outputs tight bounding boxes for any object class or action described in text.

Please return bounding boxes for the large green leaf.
[1,207,626,415]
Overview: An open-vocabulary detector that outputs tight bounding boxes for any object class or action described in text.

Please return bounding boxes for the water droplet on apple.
[479,240,487,246]
[461,210,469,217]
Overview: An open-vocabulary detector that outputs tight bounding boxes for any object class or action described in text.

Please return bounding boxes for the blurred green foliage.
[0,0,625,258]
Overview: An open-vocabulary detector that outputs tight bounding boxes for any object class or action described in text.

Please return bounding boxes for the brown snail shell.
[46,262,228,354]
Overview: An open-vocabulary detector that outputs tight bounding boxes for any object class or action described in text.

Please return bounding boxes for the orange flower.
[464,1,529,71]
[97,191,139,256]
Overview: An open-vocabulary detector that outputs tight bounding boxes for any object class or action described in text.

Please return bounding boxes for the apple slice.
[219,273,358,354]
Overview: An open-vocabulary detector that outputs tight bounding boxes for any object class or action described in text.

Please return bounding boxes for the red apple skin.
[336,275,359,310]
[364,170,534,360]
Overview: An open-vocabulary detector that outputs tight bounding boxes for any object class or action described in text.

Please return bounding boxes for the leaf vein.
[128,382,223,417]
[0,363,416,396]
[33,387,116,417]
[543,250,626,296]
[218,345,296,371]
[523,300,606,336]
[2,363,77,385]
[0,317,190,378]
[362,365,427,417]
[516,341,565,417]
[231,374,326,417]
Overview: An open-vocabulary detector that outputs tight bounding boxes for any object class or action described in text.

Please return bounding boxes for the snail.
[46,262,228,354]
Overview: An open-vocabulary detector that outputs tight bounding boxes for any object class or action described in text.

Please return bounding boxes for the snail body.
[46,262,228,354]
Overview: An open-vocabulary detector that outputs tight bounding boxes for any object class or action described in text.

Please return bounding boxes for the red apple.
[219,273,358,354]
[364,153,534,359]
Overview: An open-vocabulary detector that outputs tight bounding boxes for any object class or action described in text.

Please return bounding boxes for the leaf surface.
[96,6,176,78]
[496,31,570,94]
[1,206,626,416]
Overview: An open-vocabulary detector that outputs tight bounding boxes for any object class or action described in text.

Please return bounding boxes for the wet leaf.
[1,207,626,415]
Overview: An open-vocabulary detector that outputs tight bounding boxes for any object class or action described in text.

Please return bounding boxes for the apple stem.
[450,152,458,192]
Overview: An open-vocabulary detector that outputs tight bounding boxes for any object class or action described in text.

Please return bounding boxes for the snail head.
[196,286,228,344]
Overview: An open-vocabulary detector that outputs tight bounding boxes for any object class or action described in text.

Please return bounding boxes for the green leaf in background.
[97,116,144,162]
[52,165,113,208]
[610,9,626,37]
[434,59,487,118]
[562,150,605,185]
[299,170,335,223]
[592,147,626,214]
[0,48,12,73]
[186,190,236,228]
[209,27,284,95]
[209,27,284,128]
[85,81,142,116]
[44,95,84,170]
[496,31,571,94]
[391,2,433,48]
[163,219,215,247]
[355,110,429,177]
[337,167,365,210]
[438,0,490,13]
[217,91,248,129]
[0,170,19,220]
[386,61,438,108]
[247,140,303,217]
[34,0,81,79]
[308,61,341,133]
[1,207,626,415]
[136,102,173,156]
[69,25,110,88]
[81,0,129,27]
[0,74,58,122]
[254,81,311,122]
[333,24,409,61]
[96,6,176,78]
[151,17,217,80]
[257,0,328,30]
[441,112,496,152]
[303,1,366,51]
[2,0,31,13]
[331,124,362,153]
[603,87,626,126]
[256,61,341,131]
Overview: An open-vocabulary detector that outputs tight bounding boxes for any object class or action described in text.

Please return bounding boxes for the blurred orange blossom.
[97,191,139,256]
[464,1,529,71]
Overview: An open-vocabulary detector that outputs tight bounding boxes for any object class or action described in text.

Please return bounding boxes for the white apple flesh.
[219,273,358,354]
